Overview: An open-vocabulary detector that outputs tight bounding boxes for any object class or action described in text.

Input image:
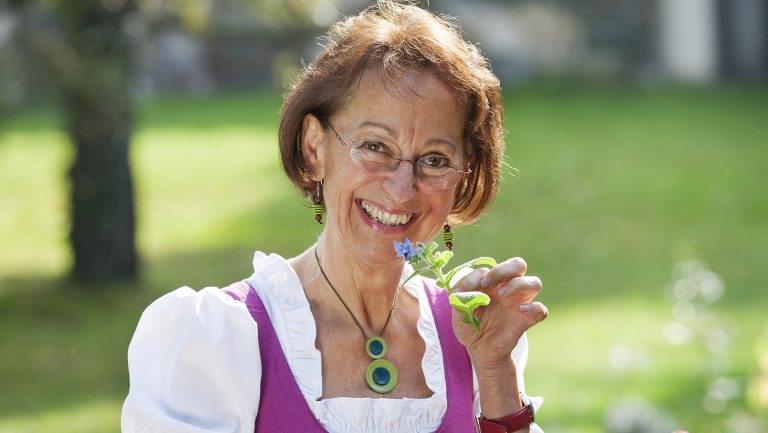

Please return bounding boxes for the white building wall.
[658,0,719,82]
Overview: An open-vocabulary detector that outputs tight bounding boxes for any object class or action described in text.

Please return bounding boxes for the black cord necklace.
[314,246,400,394]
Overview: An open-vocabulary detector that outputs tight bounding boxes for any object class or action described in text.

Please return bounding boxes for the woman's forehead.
[339,68,467,141]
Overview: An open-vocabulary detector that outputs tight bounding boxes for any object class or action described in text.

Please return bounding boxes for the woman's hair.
[279,0,504,224]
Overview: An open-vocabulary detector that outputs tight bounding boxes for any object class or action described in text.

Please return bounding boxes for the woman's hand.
[451,257,547,371]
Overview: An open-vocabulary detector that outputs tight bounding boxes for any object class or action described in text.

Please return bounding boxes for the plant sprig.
[395,240,497,330]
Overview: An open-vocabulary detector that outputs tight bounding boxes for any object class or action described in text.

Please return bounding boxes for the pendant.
[364,336,398,393]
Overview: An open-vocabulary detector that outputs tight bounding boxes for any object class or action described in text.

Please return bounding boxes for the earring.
[312,180,325,224]
[443,223,453,251]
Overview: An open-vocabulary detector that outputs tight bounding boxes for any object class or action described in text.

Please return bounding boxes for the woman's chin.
[342,240,403,267]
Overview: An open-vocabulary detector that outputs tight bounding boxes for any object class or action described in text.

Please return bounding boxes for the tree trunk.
[61,0,138,282]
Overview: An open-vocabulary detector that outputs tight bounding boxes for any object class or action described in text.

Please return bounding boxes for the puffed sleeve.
[121,286,261,433]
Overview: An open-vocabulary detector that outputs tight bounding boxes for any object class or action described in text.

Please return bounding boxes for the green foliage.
[403,240,496,329]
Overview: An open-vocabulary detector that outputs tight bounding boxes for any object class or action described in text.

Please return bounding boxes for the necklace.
[314,247,400,394]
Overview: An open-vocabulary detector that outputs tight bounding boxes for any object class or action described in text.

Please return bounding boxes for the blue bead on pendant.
[365,358,398,394]
[365,336,387,359]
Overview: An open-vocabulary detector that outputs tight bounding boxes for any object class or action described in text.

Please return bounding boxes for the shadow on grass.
[0,247,252,420]
[0,189,317,420]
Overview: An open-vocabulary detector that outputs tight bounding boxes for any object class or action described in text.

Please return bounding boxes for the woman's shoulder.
[246,250,298,286]
[135,250,291,325]
[140,284,250,319]
[131,284,258,350]
[243,250,308,308]
[131,250,305,339]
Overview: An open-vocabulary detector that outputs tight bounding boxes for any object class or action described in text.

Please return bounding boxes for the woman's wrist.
[471,355,523,419]
[470,349,518,376]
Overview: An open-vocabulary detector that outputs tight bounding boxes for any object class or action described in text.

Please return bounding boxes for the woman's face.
[309,68,467,265]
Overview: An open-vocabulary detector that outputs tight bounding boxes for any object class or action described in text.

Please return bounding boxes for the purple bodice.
[225,279,477,433]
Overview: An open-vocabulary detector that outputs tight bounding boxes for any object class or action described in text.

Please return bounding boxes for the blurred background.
[0,0,766,432]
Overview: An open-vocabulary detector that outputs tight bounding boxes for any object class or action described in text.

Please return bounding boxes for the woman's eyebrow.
[425,137,457,152]
[358,120,395,135]
[358,120,458,151]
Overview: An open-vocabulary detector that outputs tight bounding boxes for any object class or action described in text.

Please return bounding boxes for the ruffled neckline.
[245,251,448,432]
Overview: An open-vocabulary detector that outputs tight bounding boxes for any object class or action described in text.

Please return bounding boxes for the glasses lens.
[351,145,396,169]
[417,155,464,189]
[421,170,462,189]
[349,144,465,190]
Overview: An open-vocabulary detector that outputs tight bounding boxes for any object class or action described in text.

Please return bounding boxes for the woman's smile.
[355,198,420,234]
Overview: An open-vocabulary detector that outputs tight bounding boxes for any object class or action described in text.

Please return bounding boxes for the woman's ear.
[300,114,326,181]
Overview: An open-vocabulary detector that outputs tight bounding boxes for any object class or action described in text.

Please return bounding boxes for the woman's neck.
[293,234,406,333]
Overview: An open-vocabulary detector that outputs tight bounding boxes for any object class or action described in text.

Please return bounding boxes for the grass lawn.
[1,84,766,433]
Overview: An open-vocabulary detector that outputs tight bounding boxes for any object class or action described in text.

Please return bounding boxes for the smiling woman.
[299,69,469,258]
[121,2,547,433]
[279,5,505,225]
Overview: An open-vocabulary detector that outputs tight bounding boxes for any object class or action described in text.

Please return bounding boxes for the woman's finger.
[453,267,490,293]
[519,301,549,323]
[479,257,527,289]
[496,275,542,298]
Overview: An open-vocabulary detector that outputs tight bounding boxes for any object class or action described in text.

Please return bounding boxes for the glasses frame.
[325,122,471,189]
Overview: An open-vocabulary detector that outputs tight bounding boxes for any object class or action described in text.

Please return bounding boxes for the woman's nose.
[382,161,417,203]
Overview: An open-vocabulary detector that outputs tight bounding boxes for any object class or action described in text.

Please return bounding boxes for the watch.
[477,393,535,432]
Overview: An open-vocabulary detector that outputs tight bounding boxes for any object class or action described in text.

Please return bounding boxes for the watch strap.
[477,399,535,432]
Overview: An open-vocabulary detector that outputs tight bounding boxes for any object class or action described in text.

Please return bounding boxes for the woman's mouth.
[356,199,417,233]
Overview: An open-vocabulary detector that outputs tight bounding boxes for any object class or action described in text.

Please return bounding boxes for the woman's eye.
[360,141,388,153]
[420,154,451,168]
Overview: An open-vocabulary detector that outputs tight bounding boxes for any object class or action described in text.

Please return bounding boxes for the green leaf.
[468,257,497,269]
[449,291,490,331]
[450,291,491,309]
[422,242,439,258]
[433,250,454,269]
[443,257,497,290]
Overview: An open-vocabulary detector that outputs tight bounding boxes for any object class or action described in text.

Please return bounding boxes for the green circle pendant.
[365,336,387,359]
[365,358,398,394]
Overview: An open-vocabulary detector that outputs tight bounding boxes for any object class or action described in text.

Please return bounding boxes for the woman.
[122,2,548,432]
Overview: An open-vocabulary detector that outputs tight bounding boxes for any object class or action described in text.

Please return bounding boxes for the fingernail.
[519,303,533,312]
[480,277,489,288]
[496,286,510,296]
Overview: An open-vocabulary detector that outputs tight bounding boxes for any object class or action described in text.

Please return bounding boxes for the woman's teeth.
[361,200,412,226]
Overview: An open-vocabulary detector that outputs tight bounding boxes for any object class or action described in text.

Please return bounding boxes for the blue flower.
[393,239,421,261]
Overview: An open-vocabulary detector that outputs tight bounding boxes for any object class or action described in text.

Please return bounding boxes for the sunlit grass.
[0,131,70,276]
[1,85,766,432]
[0,399,121,433]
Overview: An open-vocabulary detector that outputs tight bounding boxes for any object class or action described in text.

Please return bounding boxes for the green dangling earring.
[443,223,454,250]
[312,180,325,224]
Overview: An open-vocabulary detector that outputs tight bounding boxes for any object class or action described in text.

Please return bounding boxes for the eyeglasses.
[326,122,470,190]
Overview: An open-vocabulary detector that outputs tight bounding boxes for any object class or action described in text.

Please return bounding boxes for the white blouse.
[122,251,543,433]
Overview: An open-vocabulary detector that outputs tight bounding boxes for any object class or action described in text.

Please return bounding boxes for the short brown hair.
[279,0,504,224]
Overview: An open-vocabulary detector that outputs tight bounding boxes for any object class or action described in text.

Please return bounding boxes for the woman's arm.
[473,355,523,418]
[471,333,544,433]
